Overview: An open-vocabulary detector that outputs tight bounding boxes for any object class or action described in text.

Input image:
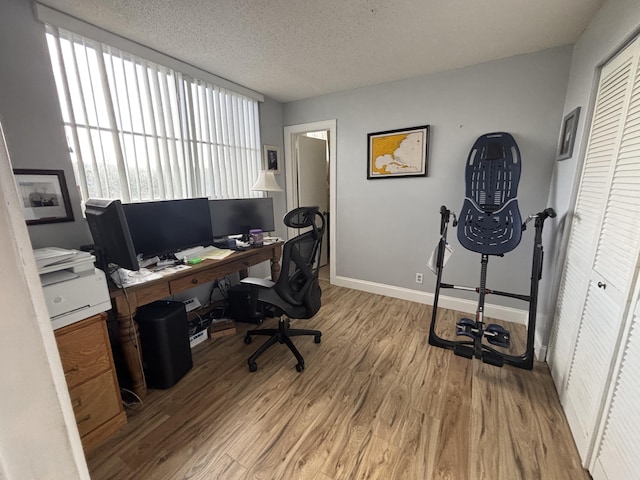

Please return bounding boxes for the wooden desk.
[110,243,282,399]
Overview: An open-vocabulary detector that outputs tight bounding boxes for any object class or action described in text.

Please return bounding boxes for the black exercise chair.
[429,132,555,369]
[242,206,326,372]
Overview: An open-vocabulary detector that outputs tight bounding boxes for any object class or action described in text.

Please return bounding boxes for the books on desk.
[179,245,234,262]
[200,248,234,260]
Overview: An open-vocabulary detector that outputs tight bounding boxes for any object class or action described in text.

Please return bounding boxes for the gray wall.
[259,96,287,239]
[0,0,91,249]
[538,0,640,347]
[284,47,572,311]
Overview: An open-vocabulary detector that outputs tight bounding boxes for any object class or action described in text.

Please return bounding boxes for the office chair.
[242,206,326,372]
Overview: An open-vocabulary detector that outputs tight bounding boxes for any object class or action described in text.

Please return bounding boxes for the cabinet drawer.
[69,370,122,438]
[56,316,111,389]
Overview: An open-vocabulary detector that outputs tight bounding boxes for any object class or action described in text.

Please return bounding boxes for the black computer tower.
[136,300,192,389]
[228,284,265,324]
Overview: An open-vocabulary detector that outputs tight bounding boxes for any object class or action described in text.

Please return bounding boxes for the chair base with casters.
[244,317,321,372]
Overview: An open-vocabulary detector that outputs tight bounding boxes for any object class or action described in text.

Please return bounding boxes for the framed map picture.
[367,125,429,179]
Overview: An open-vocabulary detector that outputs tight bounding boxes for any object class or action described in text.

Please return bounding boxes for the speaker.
[136,300,192,389]
[228,284,265,324]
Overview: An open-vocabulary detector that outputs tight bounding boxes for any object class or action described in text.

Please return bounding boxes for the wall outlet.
[415,273,424,284]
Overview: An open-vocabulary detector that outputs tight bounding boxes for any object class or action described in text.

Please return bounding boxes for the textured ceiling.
[39,0,604,103]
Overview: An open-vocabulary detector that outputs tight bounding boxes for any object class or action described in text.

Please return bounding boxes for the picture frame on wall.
[263,145,281,174]
[557,107,581,161]
[367,125,430,179]
[13,169,74,225]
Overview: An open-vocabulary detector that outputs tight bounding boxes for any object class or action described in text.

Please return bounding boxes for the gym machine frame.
[429,206,555,369]
[428,132,555,369]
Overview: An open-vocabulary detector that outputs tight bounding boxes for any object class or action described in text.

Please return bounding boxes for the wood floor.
[87,280,589,479]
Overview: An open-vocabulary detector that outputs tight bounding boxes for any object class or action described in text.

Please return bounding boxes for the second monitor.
[209,197,275,239]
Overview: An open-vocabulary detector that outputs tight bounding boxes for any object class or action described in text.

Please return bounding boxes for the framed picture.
[13,169,74,225]
[367,125,430,179]
[263,145,281,174]
[557,107,581,161]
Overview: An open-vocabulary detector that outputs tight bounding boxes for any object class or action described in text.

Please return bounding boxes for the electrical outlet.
[416,273,424,284]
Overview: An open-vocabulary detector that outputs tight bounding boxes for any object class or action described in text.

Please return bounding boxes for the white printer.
[34,247,112,330]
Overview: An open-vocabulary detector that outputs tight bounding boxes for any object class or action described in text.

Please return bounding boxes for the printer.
[34,247,112,330]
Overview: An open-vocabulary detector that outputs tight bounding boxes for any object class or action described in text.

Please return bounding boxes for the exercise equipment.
[428,132,555,369]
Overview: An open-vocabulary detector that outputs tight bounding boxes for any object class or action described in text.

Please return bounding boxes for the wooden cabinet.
[55,312,126,453]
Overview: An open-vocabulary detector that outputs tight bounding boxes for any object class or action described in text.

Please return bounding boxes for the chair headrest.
[283,206,322,229]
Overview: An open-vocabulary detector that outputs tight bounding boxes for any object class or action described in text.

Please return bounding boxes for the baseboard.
[333,275,528,324]
[332,275,547,359]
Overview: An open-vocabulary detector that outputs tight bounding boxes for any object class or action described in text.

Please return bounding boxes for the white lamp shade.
[251,170,282,192]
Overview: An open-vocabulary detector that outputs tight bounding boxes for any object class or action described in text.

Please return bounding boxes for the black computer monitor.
[123,198,213,259]
[209,197,275,238]
[85,198,140,271]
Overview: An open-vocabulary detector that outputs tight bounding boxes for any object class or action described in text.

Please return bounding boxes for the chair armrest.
[240,277,275,289]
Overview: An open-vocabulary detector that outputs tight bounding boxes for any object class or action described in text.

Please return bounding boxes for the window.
[45,25,262,204]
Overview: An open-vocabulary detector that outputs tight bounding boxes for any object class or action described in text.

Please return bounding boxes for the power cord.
[120,387,144,411]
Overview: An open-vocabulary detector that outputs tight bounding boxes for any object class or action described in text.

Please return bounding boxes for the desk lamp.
[250,170,282,192]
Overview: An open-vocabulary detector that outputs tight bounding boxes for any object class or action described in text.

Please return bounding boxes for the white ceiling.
[40,0,604,103]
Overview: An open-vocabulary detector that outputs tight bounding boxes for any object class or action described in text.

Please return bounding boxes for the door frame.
[284,119,337,283]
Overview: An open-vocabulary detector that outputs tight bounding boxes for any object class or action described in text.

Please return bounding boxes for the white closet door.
[592,299,640,480]
[548,40,637,391]
[548,36,640,467]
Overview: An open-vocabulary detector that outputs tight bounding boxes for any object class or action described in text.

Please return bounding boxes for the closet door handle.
[597,281,606,289]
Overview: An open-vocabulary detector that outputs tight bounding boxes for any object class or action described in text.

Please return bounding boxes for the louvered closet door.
[548,35,640,467]
[548,39,637,392]
[592,298,640,480]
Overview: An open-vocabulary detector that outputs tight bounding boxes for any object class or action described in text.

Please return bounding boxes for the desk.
[110,243,282,399]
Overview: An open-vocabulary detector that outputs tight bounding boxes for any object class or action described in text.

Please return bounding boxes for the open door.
[296,135,329,267]
[284,119,336,282]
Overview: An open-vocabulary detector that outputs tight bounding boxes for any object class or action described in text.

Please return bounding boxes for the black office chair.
[242,206,326,372]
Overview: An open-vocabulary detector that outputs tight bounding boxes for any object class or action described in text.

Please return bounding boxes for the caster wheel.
[248,362,257,372]
[244,335,252,344]
[314,335,321,344]
[295,363,305,372]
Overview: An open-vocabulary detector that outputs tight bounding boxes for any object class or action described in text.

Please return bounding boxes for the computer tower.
[228,284,265,324]
[135,300,192,389]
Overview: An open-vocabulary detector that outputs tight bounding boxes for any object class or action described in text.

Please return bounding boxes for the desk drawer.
[168,260,253,293]
[69,370,122,438]
[56,314,111,389]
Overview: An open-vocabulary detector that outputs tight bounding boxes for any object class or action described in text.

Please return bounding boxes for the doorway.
[284,119,337,283]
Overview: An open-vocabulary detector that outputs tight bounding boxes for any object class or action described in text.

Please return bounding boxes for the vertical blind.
[45,25,262,204]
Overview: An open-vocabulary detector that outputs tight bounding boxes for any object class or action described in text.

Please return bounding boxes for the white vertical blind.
[45,25,262,204]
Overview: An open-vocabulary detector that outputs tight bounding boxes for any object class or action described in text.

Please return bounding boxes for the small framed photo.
[13,169,74,225]
[367,125,430,179]
[263,145,281,174]
[557,107,581,161]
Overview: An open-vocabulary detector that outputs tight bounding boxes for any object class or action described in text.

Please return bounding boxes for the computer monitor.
[123,198,213,259]
[85,198,140,271]
[209,197,275,238]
